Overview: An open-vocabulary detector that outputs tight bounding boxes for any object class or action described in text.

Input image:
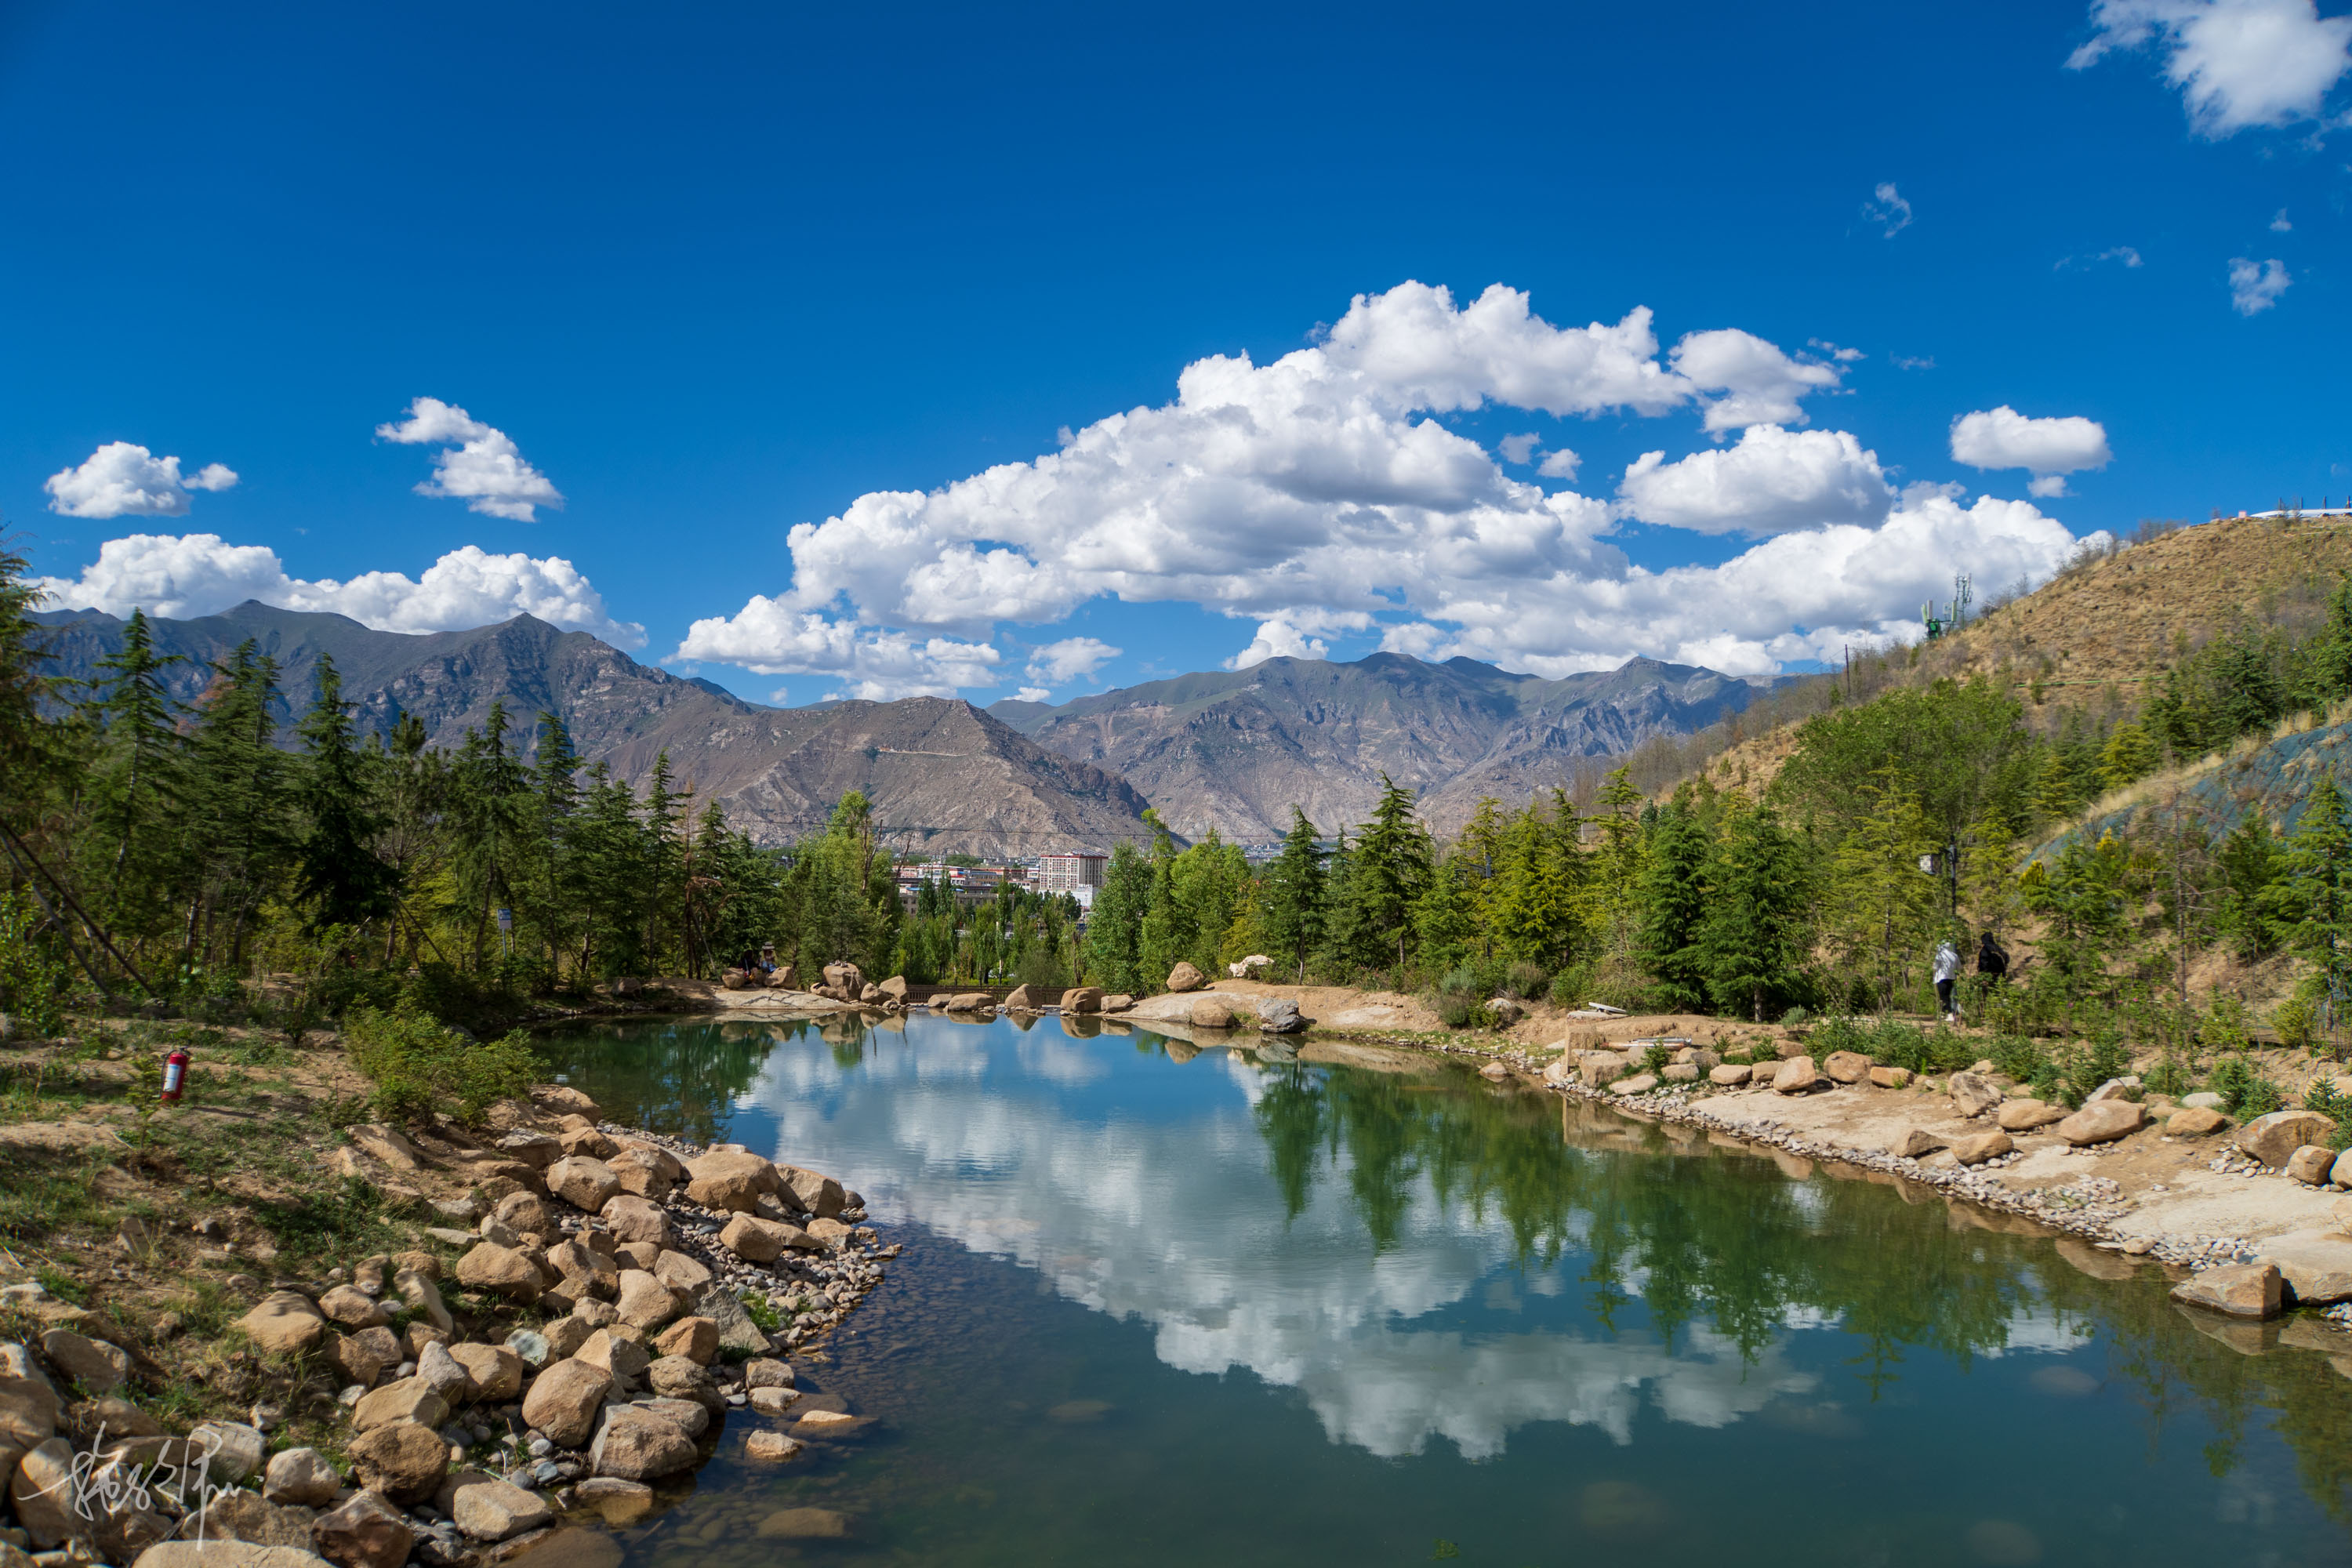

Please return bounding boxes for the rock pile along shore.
[1394,1029,2352,1334]
[0,1086,894,1568]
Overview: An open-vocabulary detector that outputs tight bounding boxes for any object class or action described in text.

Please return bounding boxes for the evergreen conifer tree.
[1634,793,1712,1011]
[293,655,397,931]
[1340,775,1432,976]
[1695,801,1812,1022]
[1259,808,1327,982]
[84,608,187,930]
[185,640,291,967]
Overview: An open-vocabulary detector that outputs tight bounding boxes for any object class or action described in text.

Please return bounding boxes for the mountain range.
[32,601,1765,850]
[993,652,1769,837]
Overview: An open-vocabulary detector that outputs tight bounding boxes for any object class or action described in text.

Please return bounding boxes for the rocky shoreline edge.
[1352,1029,2352,1345]
[0,1083,896,1568]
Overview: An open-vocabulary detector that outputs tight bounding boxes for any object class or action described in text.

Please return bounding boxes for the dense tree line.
[1079,572,2352,1057]
[0,544,903,1027]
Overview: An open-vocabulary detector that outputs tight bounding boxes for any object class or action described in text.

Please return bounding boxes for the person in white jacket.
[1933,938,1962,1023]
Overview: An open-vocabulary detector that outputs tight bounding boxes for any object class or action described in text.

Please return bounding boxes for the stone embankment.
[0,1087,891,1568]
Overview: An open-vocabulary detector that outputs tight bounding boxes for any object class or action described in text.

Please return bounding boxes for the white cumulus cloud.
[2228,256,2292,314]
[1669,330,1846,434]
[1026,637,1122,685]
[670,594,1000,699]
[43,442,241,520]
[32,534,643,648]
[376,397,564,521]
[2068,0,2352,135]
[1950,406,2114,497]
[677,281,2085,689]
[1619,426,1893,535]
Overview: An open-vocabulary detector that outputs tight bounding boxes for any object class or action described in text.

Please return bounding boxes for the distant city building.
[1036,851,1107,891]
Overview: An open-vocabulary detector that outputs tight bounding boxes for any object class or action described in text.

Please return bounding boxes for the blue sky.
[2,1,2344,704]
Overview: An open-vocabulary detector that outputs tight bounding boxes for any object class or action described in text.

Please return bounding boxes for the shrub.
[1778,1006,1809,1029]
[2143,1050,2192,1098]
[1639,1044,1671,1076]
[1805,1015,1871,1061]
[1501,961,1548,1000]
[2205,1052,2282,1118]
[0,891,70,1040]
[2302,1079,2352,1150]
[1989,1034,2051,1085]
[343,999,537,1123]
[2274,994,2321,1054]
[1432,993,1488,1029]
[1548,961,1595,1008]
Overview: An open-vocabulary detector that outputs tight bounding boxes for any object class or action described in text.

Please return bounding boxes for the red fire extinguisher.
[161,1047,189,1105]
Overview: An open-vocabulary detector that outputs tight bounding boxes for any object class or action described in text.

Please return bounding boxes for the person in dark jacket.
[1977,930,2009,983]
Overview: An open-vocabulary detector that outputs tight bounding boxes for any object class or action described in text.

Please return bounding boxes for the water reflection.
[537,1014,2352,1531]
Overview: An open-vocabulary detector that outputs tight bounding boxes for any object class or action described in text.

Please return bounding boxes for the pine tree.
[1259,808,1327,982]
[1635,793,1713,1011]
[2030,749,2078,826]
[1338,775,1432,976]
[84,608,187,931]
[1082,840,1152,993]
[1696,802,1813,1022]
[0,542,59,823]
[1490,801,1577,970]
[184,641,291,967]
[294,655,397,931]
[2265,771,2352,1022]
[451,701,528,967]
[1412,851,1480,976]
[1589,766,1644,962]
[1824,765,1939,1012]
[2096,722,2158,793]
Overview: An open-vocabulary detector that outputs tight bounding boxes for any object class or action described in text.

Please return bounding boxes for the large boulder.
[412,1342,474,1404]
[1951,1131,2014,1165]
[2056,1099,2149,1146]
[652,1318,719,1367]
[42,1328,129,1395]
[454,1244,543,1303]
[821,962,864,995]
[1820,1051,1871,1084]
[574,1330,651,1387]
[1773,1056,1818,1094]
[188,1419,267,1483]
[236,1292,330,1356]
[492,1191,554,1234]
[1996,1099,2069,1131]
[263,1449,342,1508]
[345,1421,448,1504]
[781,1167,845,1219]
[684,1149,778,1212]
[140,1548,334,1568]
[448,1479,553,1543]
[1003,984,1038,1011]
[314,1287,389,1330]
[494,1131,561,1169]
[350,1378,448,1433]
[310,1491,412,1568]
[601,1195,673,1248]
[2287,1145,2339,1185]
[614,1271,682,1333]
[519,1359,611,1448]
[1947,1072,2002,1118]
[1256,997,1305,1034]
[720,1214,796,1263]
[11,1438,78,1546]
[2238,1109,2340,1168]
[652,1249,713,1294]
[2171,1261,2283,1319]
[1062,986,1102,1014]
[544,1157,622,1212]
[1892,1127,1948,1158]
[1189,996,1237,1029]
[1164,962,1207,993]
[447,1344,524,1402]
[546,1238,619,1300]
[589,1408,698,1481]
[608,1148,678,1202]
[877,975,908,1001]
[2169,1106,2230,1137]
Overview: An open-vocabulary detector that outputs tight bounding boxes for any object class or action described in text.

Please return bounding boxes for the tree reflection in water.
[1253,1057,2352,1521]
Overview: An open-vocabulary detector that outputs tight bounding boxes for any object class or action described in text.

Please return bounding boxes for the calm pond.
[534,1012,2352,1566]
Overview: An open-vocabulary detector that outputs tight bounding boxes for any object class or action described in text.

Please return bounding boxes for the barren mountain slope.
[1665,514,2352,800]
[993,652,1768,837]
